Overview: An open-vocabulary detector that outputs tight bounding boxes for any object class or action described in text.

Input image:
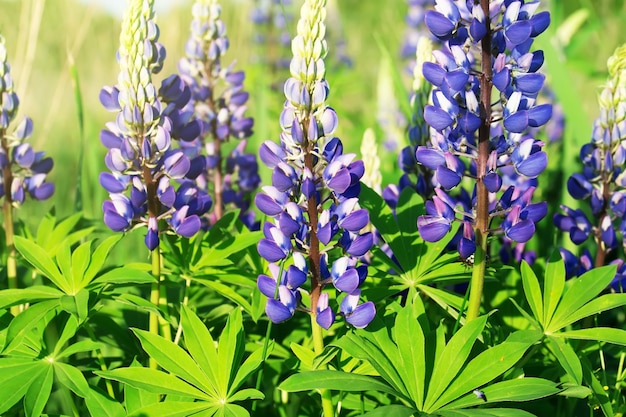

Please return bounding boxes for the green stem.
[149,247,161,369]
[3,173,20,316]
[467,231,487,321]
[85,324,115,398]
[311,314,335,417]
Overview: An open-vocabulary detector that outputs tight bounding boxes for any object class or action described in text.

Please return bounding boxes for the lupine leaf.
[432,333,539,410]
[279,370,400,396]
[192,279,253,318]
[417,222,460,279]
[549,294,626,331]
[0,287,63,310]
[0,361,46,414]
[558,328,626,345]
[438,408,536,416]
[126,401,213,417]
[508,297,542,330]
[132,328,215,396]
[3,300,59,353]
[394,305,425,408]
[98,367,210,399]
[582,356,613,417]
[227,388,264,402]
[52,315,79,357]
[418,285,465,321]
[124,359,159,413]
[521,261,544,325]
[217,308,244,397]
[543,252,565,325]
[91,267,156,286]
[59,289,89,324]
[180,305,220,394]
[56,241,72,289]
[424,315,488,412]
[24,363,53,417]
[84,386,126,417]
[359,405,417,417]
[82,235,121,287]
[547,264,616,332]
[546,336,582,384]
[441,377,561,410]
[14,236,69,293]
[70,240,92,292]
[56,340,103,360]
[53,361,90,398]
[218,403,250,417]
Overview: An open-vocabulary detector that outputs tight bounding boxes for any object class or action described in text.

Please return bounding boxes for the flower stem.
[2,159,20,316]
[311,313,335,417]
[149,246,161,368]
[467,0,493,322]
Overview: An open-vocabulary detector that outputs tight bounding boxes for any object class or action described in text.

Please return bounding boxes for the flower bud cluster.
[555,44,626,288]
[416,0,551,255]
[0,36,54,205]
[100,0,210,250]
[177,0,259,229]
[255,0,375,329]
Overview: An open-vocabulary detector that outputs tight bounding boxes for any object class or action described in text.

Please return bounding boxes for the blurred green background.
[0,0,625,230]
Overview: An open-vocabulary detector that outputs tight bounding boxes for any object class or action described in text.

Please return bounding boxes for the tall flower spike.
[417,0,551,320]
[100,0,207,250]
[555,43,626,290]
[256,0,375,330]
[178,0,259,229]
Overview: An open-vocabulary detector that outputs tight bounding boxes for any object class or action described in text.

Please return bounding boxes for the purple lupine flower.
[415,0,551,261]
[256,0,374,329]
[250,0,294,74]
[178,0,260,230]
[554,44,626,290]
[99,0,208,250]
[0,36,54,206]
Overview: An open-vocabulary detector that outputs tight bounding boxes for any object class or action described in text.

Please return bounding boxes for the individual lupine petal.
[301,168,316,199]
[528,104,552,127]
[318,209,333,245]
[157,177,176,207]
[504,206,535,243]
[145,216,159,251]
[567,173,592,200]
[340,290,375,328]
[512,139,547,178]
[100,86,121,111]
[521,201,548,223]
[13,143,34,168]
[320,107,338,136]
[425,10,456,40]
[515,73,545,94]
[344,232,373,257]
[418,215,451,242]
[484,172,502,193]
[14,117,33,140]
[458,221,476,259]
[601,215,617,250]
[28,178,54,200]
[424,104,454,131]
[99,172,127,193]
[170,205,201,238]
[416,147,445,169]
[324,164,351,194]
[316,292,335,329]
[258,274,278,298]
[423,62,446,87]
[163,151,190,178]
[103,194,134,231]
[530,11,550,37]
[266,286,296,323]
[258,225,291,262]
[278,211,300,236]
[256,186,287,216]
[286,266,307,291]
[339,209,369,232]
[273,162,297,191]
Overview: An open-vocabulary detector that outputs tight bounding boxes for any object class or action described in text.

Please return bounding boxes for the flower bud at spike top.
[0,35,54,206]
[100,0,208,249]
[360,128,382,195]
[256,0,374,328]
[555,43,626,284]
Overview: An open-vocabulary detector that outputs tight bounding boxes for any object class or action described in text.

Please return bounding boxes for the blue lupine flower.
[0,36,54,206]
[178,0,259,229]
[256,0,374,329]
[415,0,551,259]
[100,0,207,250]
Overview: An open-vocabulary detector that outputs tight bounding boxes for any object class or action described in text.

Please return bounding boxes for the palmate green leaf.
[543,252,565,325]
[91,266,156,286]
[227,388,264,402]
[3,300,59,354]
[14,236,69,293]
[0,286,63,310]
[217,308,244,398]
[279,370,401,397]
[547,264,616,332]
[180,305,219,392]
[98,367,210,399]
[360,404,417,417]
[418,285,465,322]
[192,278,253,317]
[24,363,53,417]
[124,359,159,414]
[521,261,543,325]
[549,293,626,331]
[545,336,582,384]
[216,403,250,417]
[59,289,89,323]
[441,377,561,410]
[394,305,425,409]
[230,345,268,396]
[437,408,536,417]
[70,240,92,292]
[53,361,90,398]
[431,331,541,411]
[416,222,460,279]
[132,328,216,396]
[127,401,213,417]
[424,315,488,412]
[582,356,613,417]
[82,235,122,287]
[558,328,626,345]
[84,387,126,417]
[52,315,79,358]
[0,361,47,414]
[56,340,103,360]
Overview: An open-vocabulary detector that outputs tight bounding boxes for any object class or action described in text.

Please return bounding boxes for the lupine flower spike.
[178,0,259,229]
[417,0,551,320]
[99,0,210,341]
[0,35,54,307]
[555,43,626,292]
[255,0,375,332]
